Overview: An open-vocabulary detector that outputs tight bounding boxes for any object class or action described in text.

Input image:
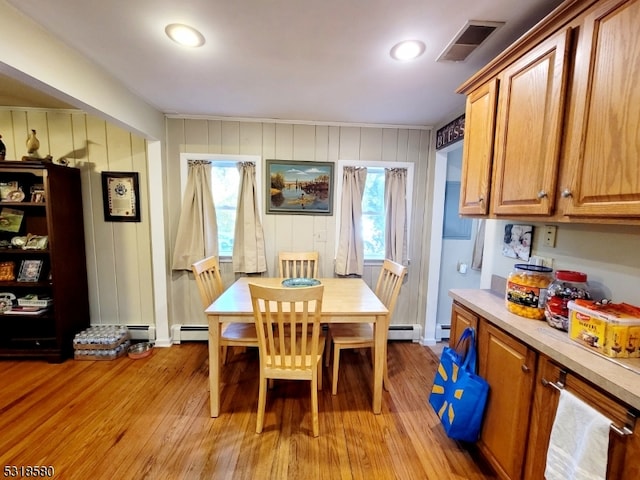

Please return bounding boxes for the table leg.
[208,315,220,417]
[372,314,387,414]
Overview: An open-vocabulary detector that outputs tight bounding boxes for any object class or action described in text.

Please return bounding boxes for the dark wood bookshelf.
[0,160,90,362]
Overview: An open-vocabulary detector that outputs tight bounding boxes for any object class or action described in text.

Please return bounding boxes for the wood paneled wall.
[166,118,434,332]
[0,110,435,338]
[0,107,153,327]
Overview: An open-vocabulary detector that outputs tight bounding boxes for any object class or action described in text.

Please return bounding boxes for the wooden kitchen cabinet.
[450,294,640,479]
[449,301,537,479]
[459,79,498,216]
[559,0,640,218]
[457,0,640,223]
[449,301,479,346]
[525,355,639,479]
[477,321,537,480]
[491,29,570,217]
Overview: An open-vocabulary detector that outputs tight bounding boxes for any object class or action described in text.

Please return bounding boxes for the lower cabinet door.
[449,302,479,347]
[525,355,639,480]
[477,321,536,480]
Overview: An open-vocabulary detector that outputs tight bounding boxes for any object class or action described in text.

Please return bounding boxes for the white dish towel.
[545,389,611,480]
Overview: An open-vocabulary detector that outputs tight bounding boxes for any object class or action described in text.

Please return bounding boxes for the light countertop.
[449,289,640,411]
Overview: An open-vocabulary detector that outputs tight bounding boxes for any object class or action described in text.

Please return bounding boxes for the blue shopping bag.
[428,327,489,442]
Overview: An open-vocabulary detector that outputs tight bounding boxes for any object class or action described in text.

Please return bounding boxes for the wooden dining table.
[205,276,389,417]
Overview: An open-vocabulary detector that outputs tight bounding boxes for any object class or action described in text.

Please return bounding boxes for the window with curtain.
[179,153,263,259]
[335,160,414,262]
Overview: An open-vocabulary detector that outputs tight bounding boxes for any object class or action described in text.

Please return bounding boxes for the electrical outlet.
[530,256,554,268]
[543,225,557,247]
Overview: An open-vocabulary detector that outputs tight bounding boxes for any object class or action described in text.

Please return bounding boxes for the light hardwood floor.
[0,342,496,480]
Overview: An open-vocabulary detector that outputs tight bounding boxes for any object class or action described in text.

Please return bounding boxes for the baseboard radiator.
[436,323,451,341]
[172,325,208,343]
[126,325,156,341]
[387,324,422,342]
[171,324,422,343]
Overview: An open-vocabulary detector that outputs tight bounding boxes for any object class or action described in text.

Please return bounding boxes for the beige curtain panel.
[335,166,367,276]
[172,160,219,271]
[233,162,267,274]
[384,168,408,266]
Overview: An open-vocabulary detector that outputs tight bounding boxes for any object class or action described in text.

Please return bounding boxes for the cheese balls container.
[505,264,553,320]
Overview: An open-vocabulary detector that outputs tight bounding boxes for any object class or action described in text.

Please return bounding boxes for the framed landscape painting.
[266,160,334,215]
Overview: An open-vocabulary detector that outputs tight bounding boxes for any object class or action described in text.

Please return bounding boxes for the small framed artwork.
[101,172,141,222]
[0,261,15,281]
[0,207,24,233]
[265,160,334,215]
[0,181,19,201]
[30,184,45,203]
[18,259,43,282]
[502,224,533,261]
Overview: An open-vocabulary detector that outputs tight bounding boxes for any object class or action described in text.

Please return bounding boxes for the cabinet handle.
[541,377,563,391]
[521,364,530,373]
[478,196,485,205]
[561,189,573,198]
[537,190,548,199]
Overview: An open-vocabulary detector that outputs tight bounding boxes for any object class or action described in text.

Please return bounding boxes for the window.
[180,153,262,258]
[362,167,385,258]
[210,163,239,256]
[336,160,414,261]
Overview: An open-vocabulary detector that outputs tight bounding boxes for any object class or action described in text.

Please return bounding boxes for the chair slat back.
[249,284,324,374]
[191,256,225,309]
[278,251,319,278]
[374,259,407,319]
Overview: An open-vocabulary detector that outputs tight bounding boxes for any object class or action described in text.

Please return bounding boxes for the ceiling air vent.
[437,20,505,62]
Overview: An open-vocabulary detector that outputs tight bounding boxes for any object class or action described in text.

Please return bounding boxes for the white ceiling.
[2,0,564,127]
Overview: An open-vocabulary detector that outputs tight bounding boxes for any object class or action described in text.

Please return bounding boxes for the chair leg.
[311,371,319,437]
[332,344,341,395]
[256,375,267,434]
[371,345,390,391]
[383,357,390,391]
[324,331,332,367]
[221,345,229,365]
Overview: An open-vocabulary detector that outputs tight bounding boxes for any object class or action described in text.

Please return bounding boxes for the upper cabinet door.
[459,79,498,215]
[561,0,640,218]
[491,29,570,216]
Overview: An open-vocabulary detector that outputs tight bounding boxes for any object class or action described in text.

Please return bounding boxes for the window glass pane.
[362,168,385,259]
[211,164,239,256]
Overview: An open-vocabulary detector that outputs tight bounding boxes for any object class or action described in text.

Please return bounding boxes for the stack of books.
[6,295,53,315]
[8,305,50,315]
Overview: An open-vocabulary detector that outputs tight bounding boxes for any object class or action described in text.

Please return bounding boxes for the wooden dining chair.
[278,251,319,278]
[192,256,258,364]
[249,283,325,437]
[325,259,407,395]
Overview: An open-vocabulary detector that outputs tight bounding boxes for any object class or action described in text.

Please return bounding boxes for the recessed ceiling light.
[390,40,426,61]
[165,23,205,47]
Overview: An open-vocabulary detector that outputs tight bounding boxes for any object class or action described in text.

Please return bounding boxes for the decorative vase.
[26,129,40,158]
